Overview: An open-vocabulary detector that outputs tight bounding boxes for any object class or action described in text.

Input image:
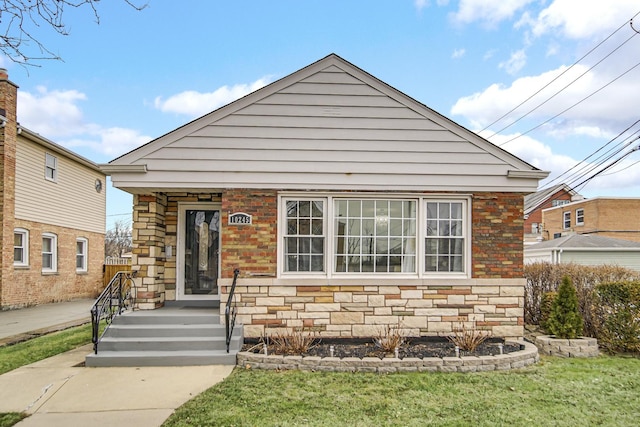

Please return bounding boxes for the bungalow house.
[0,70,106,309]
[104,54,548,340]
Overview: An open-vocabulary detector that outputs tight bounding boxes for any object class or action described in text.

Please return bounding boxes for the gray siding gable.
[107,54,548,193]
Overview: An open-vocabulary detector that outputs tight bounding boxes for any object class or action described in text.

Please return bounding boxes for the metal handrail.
[90,271,134,354]
[225,268,240,353]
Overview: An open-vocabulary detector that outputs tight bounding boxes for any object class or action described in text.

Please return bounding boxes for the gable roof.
[105,54,548,193]
[524,184,578,215]
[525,234,640,251]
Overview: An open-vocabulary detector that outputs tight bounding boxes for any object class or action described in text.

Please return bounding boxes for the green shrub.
[547,276,583,339]
[593,282,640,354]
[539,291,557,332]
[524,262,639,336]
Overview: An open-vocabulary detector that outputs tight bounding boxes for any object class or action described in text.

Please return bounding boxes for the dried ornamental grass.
[447,323,491,352]
[269,328,319,355]
[373,323,407,353]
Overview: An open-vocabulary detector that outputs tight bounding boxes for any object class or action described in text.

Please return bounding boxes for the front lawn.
[164,356,640,426]
[0,323,93,375]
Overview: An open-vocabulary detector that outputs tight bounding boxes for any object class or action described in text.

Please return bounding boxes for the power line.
[487,31,638,139]
[566,135,640,188]
[544,119,640,187]
[481,17,636,135]
[571,144,640,191]
[498,60,640,147]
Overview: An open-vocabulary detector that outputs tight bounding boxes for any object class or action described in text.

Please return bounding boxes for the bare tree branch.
[0,0,147,65]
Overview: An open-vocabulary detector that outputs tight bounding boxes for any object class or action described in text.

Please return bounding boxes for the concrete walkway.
[0,299,94,345]
[0,301,235,426]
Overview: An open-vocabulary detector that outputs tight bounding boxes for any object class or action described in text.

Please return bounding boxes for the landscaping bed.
[239,337,539,373]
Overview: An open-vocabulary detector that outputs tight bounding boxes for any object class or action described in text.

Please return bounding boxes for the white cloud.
[451,62,640,137]
[17,87,151,158]
[452,48,466,59]
[414,0,428,11]
[154,77,272,118]
[18,87,88,138]
[530,0,640,39]
[451,0,535,27]
[499,49,527,75]
[480,131,640,194]
[483,131,575,175]
[63,128,151,157]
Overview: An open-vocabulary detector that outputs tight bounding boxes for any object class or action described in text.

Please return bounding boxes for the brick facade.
[524,188,573,236]
[2,220,104,308]
[543,198,640,242]
[472,192,524,278]
[132,189,527,338]
[0,69,18,308]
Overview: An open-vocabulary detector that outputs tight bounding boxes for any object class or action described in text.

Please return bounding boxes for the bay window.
[280,195,469,277]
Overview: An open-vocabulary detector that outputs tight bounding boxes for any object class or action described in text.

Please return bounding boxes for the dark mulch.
[242,337,522,359]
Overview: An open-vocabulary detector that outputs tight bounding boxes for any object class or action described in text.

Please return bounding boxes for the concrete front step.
[86,307,243,367]
[106,323,228,338]
[98,335,243,352]
[114,312,220,325]
[85,350,238,367]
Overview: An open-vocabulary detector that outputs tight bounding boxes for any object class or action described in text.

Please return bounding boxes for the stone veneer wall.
[131,193,167,309]
[222,280,525,339]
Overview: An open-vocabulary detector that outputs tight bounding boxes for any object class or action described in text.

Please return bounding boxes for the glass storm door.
[182,208,220,298]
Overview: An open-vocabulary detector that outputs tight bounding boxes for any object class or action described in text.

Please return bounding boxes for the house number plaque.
[228,212,252,225]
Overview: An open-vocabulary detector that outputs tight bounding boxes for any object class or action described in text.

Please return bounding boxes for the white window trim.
[277,193,471,280]
[42,232,58,273]
[45,153,57,182]
[14,228,29,267]
[563,211,571,230]
[575,208,584,226]
[76,237,88,273]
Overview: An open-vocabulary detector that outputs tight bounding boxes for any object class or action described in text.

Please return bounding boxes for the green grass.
[0,323,93,375]
[0,323,94,427]
[163,356,640,427]
[0,413,27,427]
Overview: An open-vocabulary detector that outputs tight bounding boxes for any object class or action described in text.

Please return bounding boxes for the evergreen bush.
[547,276,583,339]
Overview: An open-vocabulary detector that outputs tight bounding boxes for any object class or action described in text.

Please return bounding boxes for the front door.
[178,205,220,300]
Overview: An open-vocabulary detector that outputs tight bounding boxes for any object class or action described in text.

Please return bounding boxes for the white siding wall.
[15,137,106,234]
[113,63,541,193]
[562,251,640,272]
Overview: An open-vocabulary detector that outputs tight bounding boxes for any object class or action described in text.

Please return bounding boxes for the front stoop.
[85,307,243,367]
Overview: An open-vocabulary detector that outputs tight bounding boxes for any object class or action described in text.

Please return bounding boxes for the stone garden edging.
[534,335,599,358]
[237,340,539,373]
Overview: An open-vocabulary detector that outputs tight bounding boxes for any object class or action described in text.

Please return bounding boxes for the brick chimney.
[0,68,19,307]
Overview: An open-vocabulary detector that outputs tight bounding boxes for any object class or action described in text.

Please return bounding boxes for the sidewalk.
[0,299,94,345]
[0,300,235,426]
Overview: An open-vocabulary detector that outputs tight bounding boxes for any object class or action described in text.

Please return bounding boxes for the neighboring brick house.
[0,70,106,309]
[104,54,548,339]
[543,197,640,243]
[523,184,579,245]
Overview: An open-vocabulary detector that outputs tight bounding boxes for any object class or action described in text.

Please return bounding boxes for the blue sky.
[3,0,640,229]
